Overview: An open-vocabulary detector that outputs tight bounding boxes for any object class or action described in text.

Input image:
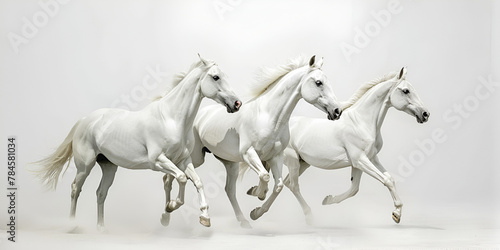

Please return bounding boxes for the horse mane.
[248,56,309,98]
[342,71,398,110]
[154,59,213,100]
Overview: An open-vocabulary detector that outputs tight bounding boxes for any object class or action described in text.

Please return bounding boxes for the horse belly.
[198,116,243,162]
[99,140,150,169]
[299,144,350,170]
[90,111,151,169]
[203,137,242,163]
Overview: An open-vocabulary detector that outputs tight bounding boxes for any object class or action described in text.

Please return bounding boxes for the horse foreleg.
[371,156,403,223]
[250,155,284,220]
[242,147,270,200]
[95,156,118,232]
[322,167,362,205]
[351,152,403,223]
[161,174,175,226]
[184,161,210,227]
[155,154,187,214]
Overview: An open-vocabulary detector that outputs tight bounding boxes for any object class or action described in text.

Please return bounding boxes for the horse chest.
[253,133,288,160]
[152,123,192,162]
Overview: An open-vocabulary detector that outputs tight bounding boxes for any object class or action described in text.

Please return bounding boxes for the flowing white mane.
[342,71,398,110]
[248,56,309,98]
[155,59,214,100]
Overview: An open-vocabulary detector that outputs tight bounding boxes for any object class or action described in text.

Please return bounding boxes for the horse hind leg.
[284,160,314,224]
[70,154,96,221]
[217,158,251,228]
[95,154,118,232]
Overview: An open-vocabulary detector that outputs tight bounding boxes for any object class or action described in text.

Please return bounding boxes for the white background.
[1,0,499,249]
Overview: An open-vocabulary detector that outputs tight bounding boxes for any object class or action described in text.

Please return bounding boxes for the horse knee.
[259,173,270,182]
[177,173,187,183]
[193,179,203,189]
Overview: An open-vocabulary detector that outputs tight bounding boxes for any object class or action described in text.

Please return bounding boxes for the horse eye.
[402,88,410,94]
[212,75,220,81]
[315,80,323,87]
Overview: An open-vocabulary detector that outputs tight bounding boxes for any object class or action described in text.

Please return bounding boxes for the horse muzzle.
[226,100,242,113]
[416,110,430,124]
[327,107,342,121]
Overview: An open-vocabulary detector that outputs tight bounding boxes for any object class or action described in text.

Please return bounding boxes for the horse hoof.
[392,211,401,224]
[240,220,252,229]
[322,195,334,205]
[247,186,267,200]
[250,207,262,220]
[200,216,211,227]
[97,224,107,233]
[305,215,315,226]
[160,213,170,227]
[247,186,258,196]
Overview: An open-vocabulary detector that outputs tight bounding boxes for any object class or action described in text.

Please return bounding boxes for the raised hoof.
[200,216,211,227]
[392,211,401,224]
[322,195,334,205]
[250,207,262,221]
[240,220,252,229]
[247,186,258,196]
[246,186,268,200]
[160,213,170,227]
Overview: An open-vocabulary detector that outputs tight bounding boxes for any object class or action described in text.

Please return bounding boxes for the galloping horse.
[36,55,241,230]
[249,67,429,223]
[163,55,342,228]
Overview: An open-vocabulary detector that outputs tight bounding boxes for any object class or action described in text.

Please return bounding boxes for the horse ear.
[309,55,316,67]
[398,67,407,80]
[198,53,208,66]
[309,55,323,68]
[317,57,324,68]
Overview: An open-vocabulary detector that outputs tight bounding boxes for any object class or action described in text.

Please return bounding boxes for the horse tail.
[35,120,80,190]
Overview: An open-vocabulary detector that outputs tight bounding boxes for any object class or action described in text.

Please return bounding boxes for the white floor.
[1,200,498,250]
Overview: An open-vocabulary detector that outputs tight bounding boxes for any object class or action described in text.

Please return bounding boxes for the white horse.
[36,55,242,230]
[164,55,342,228]
[250,67,429,224]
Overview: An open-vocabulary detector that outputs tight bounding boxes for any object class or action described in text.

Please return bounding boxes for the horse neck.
[349,79,396,135]
[253,67,305,130]
[158,68,204,129]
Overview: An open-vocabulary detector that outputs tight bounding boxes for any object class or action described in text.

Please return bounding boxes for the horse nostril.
[334,108,340,115]
[235,100,241,110]
[423,112,429,117]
